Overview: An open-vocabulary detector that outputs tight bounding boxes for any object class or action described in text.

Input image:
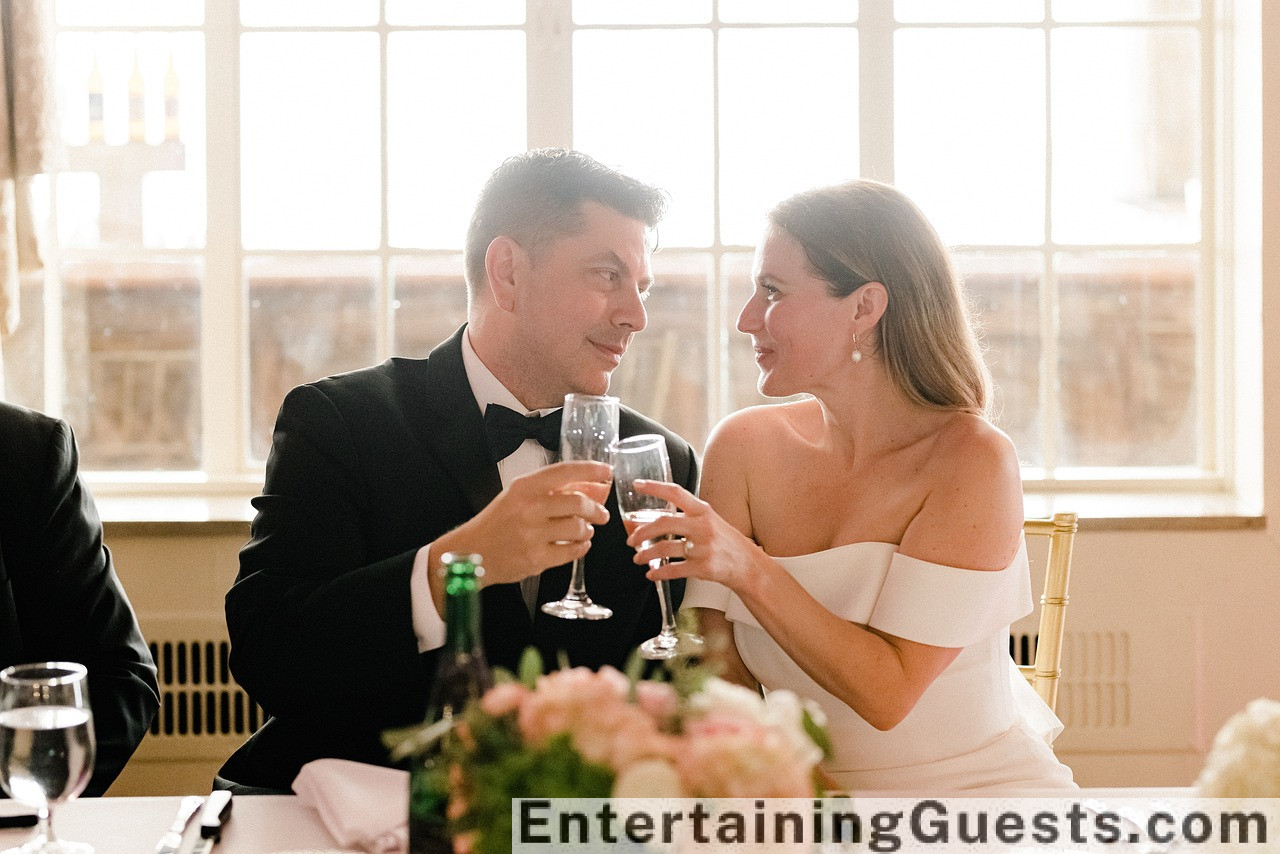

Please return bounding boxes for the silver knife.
[191,790,233,854]
[154,795,204,854]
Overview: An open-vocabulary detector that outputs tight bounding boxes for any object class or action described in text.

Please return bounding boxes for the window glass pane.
[56,0,202,27]
[391,255,469,357]
[241,0,377,27]
[386,0,524,25]
[896,0,1044,22]
[1051,27,1200,244]
[61,258,202,470]
[247,257,378,461]
[612,253,710,450]
[1056,252,1198,468]
[718,28,858,247]
[3,275,46,411]
[896,28,1045,245]
[1052,0,1199,22]
[57,31,206,248]
[387,32,526,250]
[575,30,713,248]
[957,253,1043,467]
[718,1,857,23]
[241,33,380,250]
[574,0,710,24]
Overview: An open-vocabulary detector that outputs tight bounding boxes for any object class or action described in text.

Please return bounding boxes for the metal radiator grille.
[146,637,262,739]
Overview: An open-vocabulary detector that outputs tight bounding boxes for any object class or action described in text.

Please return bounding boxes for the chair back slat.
[1018,512,1078,720]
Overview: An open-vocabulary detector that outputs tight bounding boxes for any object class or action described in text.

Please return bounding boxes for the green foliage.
[444,705,612,854]
[517,647,543,688]
[803,706,834,760]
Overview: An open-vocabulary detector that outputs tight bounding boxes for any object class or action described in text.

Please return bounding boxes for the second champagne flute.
[540,393,617,620]
[612,434,703,659]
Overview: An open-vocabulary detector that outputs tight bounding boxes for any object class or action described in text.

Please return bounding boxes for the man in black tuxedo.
[220,149,698,792]
[0,401,160,797]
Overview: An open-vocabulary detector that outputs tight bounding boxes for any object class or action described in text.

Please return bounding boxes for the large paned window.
[4,0,1258,503]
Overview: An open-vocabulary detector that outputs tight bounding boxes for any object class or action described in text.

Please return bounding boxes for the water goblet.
[541,393,618,620]
[612,434,704,660]
[0,662,96,854]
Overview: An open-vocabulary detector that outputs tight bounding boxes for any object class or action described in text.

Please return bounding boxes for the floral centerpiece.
[1195,697,1280,797]
[387,650,830,854]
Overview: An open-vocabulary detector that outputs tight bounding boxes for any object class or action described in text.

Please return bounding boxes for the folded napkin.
[293,759,410,854]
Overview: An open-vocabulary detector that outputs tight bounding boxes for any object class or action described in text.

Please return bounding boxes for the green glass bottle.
[409,552,493,854]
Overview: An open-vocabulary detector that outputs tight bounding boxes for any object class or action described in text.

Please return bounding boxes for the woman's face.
[737,225,857,397]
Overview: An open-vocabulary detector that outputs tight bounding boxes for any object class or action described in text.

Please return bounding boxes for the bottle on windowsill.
[87,53,104,143]
[163,51,180,141]
[410,552,492,854]
[128,53,146,142]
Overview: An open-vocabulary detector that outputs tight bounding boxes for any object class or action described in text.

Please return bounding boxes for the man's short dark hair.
[463,148,668,299]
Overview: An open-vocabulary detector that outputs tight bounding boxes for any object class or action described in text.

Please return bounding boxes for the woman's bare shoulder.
[900,413,1024,570]
[930,413,1021,476]
[707,399,812,452]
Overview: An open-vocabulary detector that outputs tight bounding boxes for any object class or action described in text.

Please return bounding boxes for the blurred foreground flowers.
[386,649,830,854]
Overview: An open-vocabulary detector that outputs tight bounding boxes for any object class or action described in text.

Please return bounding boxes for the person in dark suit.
[220,149,698,792]
[0,401,160,797]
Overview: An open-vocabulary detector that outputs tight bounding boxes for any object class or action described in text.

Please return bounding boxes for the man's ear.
[484,236,522,312]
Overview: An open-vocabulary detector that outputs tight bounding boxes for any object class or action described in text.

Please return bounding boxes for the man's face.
[506,201,653,409]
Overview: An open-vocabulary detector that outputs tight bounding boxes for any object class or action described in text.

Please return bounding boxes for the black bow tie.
[483,404,562,463]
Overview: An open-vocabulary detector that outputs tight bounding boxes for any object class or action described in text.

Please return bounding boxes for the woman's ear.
[851,281,889,329]
[484,236,522,312]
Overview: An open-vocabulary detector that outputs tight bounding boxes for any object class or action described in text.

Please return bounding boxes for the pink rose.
[635,681,680,725]
[480,682,528,717]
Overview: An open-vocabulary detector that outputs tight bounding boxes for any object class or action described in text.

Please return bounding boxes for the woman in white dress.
[627,179,1076,793]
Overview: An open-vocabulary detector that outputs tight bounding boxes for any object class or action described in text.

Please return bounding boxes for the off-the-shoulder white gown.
[683,540,1076,793]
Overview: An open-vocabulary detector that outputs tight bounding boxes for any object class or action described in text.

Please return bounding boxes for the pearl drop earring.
[851,333,863,364]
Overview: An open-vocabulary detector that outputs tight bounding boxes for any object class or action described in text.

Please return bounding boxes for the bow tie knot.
[483,404,562,463]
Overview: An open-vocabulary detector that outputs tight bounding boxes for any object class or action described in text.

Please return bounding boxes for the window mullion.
[1041,22,1060,476]
[860,0,895,181]
[203,0,245,479]
[527,0,574,148]
[1200,0,1222,477]
[377,20,391,363]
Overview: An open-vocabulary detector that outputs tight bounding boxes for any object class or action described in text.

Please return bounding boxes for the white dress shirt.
[408,331,556,652]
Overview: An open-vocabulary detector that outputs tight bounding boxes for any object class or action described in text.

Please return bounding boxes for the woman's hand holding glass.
[623,478,754,590]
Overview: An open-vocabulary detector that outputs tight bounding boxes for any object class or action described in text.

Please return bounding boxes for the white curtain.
[0,0,59,395]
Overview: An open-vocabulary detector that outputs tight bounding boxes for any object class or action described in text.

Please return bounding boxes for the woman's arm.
[690,607,758,689]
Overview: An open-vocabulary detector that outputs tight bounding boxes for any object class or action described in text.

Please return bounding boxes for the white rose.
[612,757,686,798]
[1196,697,1280,797]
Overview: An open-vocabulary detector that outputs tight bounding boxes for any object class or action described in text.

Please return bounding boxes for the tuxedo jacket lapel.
[404,326,503,517]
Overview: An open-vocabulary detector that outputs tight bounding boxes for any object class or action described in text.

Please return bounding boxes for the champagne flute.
[0,662,96,854]
[612,434,704,660]
[541,393,618,620]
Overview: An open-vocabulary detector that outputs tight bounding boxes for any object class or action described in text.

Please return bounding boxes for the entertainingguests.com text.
[511,797,1278,851]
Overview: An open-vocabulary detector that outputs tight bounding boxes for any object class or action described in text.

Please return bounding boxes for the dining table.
[0,787,1215,854]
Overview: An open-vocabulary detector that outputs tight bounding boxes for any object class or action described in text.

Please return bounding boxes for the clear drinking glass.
[541,393,618,620]
[0,663,96,854]
[611,434,704,660]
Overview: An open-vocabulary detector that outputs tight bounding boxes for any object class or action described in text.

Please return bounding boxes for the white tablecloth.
[0,796,349,854]
[1,789,1200,854]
